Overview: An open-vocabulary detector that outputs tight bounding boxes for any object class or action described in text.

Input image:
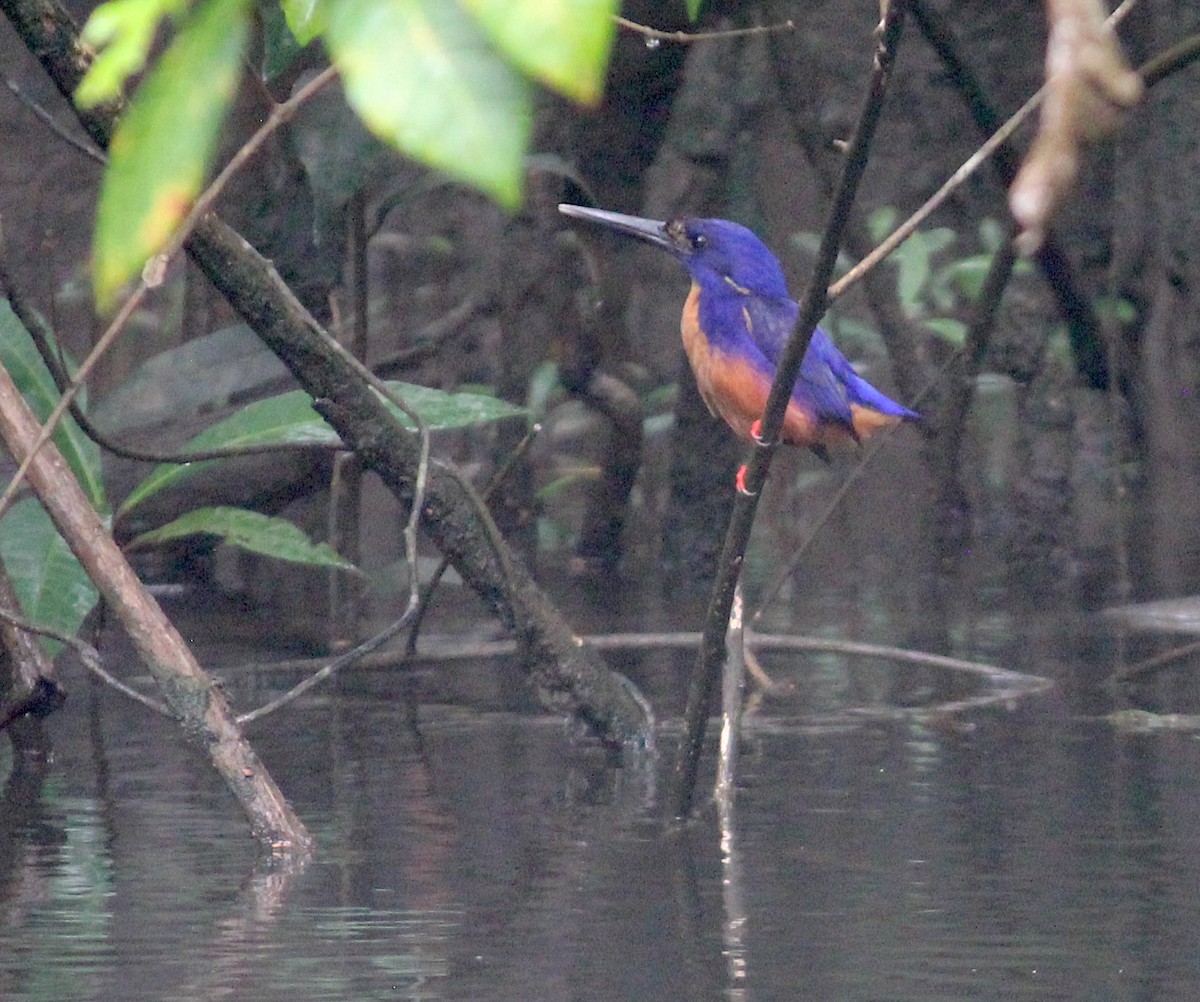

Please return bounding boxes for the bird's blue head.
[558,205,789,300]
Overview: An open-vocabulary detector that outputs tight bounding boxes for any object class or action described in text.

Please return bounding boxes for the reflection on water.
[5,596,1200,1002]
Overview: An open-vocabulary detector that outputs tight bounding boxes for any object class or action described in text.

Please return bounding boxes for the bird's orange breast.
[681,285,837,448]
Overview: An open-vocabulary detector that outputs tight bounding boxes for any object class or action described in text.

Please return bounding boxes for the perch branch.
[671,0,911,820]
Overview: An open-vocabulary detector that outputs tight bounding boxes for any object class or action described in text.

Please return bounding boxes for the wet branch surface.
[670,0,912,819]
[0,0,651,817]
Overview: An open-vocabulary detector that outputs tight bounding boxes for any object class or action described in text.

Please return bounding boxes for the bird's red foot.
[736,464,757,497]
[749,419,764,445]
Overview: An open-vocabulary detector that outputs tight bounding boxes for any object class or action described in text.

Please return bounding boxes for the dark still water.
[5,594,1200,1002]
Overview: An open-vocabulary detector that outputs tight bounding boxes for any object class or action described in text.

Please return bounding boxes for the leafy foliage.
[0,500,99,657]
[324,0,532,210]
[125,506,358,570]
[77,0,620,305]
[118,383,524,516]
[0,304,105,510]
[88,0,251,309]
[460,0,617,104]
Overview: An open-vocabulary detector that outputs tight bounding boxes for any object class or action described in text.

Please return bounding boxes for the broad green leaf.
[119,383,525,516]
[279,0,326,45]
[461,0,618,104]
[325,0,532,209]
[0,304,106,511]
[125,506,358,570]
[75,0,187,107]
[0,499,99,657]
[686,0,704,19]
[92,323,289,435]
[92,0,251,309]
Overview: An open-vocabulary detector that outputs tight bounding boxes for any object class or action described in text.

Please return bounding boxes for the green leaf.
[938,255,992,302]
[263,0,318,78]
[75,0,187,107]
[280,0,326,44]
[891,227,955,315]
[685,0,705,19]
[460,0,618,104]
[119,383,525,516]
[325,0,532,209]
[867,206,898,243]
[923,317,968,346]
[125,506,359,570]
[0,304,106,511]
[0,499,99,657]
[91,0,251,310]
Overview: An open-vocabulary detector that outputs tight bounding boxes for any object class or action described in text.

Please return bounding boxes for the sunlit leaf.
[686,0,705,20]
[92,0,251,309]
[461,0,618,104]
[119,383,525,516]
[125,506,359,570]
[75,0,187,108]
[325,0,532,209]
[0,304,106,511]
[280,0,326,45]
[0,499,99,657]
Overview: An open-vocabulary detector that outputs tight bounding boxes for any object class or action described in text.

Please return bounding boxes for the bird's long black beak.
[558,204,672,251]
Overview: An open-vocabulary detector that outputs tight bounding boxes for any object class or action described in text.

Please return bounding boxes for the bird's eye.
[691,232,708,250]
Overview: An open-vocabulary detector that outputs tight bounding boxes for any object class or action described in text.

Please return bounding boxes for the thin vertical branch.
[670,0,911,820]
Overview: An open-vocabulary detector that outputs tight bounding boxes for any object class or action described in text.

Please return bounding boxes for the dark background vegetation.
[1,0,1198,627]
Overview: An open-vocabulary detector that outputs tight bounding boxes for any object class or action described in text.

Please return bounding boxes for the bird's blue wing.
[745,296,915,426]
[744,297,855,428]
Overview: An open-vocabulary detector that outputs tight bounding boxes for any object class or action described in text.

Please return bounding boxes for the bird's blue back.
[682,220,916,434]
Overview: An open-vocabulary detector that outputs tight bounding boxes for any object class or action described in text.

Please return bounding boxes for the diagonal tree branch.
[0,353,313,851]
[0,0,651,750]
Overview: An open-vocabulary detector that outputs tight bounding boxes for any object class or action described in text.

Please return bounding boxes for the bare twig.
[237,608,415,725]
[0,605,171,716]
[404,423,540,656]
[4,76,105,164]
[828,0,1141,304]
[243,628,1049,701]
[614,14,794,44]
